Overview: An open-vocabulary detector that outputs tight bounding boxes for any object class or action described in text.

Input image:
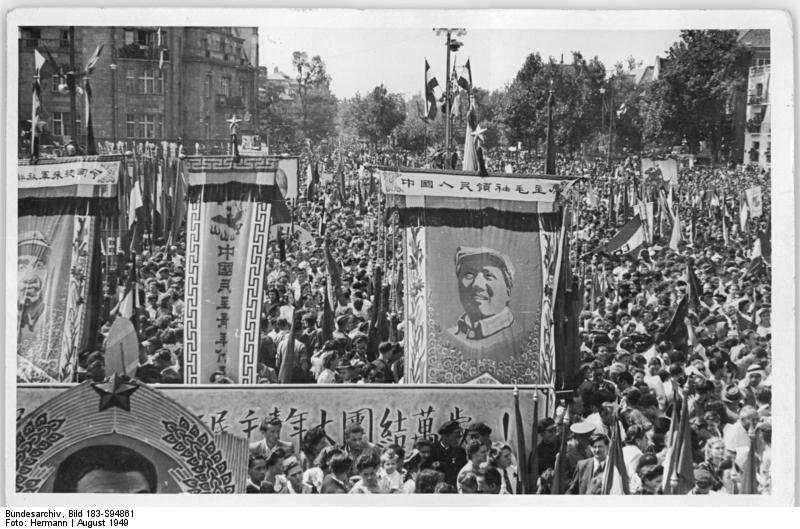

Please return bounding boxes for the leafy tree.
[641,30,748,161]
[504,52,605,154]
[343,84,406,149]
[395,93,432,152]
[292,51,338,143]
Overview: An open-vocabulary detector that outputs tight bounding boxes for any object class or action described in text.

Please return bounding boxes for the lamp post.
[433,28,465,169]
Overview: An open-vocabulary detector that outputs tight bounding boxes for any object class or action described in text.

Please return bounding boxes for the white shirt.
[622,445,643,480]
[723,421,751,466]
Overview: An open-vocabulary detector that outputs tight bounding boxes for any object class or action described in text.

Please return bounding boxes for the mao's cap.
[454,246,515,288]
[19,231,51,261]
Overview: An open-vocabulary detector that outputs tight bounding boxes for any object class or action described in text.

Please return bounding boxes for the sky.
[259,28,682,99]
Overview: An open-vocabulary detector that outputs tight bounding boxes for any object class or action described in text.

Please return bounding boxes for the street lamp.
[433,28,466,169]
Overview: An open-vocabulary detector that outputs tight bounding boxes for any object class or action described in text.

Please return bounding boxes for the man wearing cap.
[250,417,295,458]
[18,231,53,345]
[562,421,594,484]
[446,246,516,346]
[427,420,467,487]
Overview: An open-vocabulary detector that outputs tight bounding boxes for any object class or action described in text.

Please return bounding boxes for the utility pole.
[68,26,78,143]
[433,28,465,169]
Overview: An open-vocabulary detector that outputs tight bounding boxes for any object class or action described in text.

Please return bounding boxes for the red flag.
[662,392,694,494]
[739,429,759,494]
[513,388,529,494]
[601,417,630,494]
[424,59,439,121]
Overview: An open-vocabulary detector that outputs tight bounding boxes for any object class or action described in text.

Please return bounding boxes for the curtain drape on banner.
[183,156,292,384]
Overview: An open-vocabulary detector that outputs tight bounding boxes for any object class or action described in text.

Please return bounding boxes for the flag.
[598,216,645,256]
[745,255,765,278]
[544,90,556,175]
[588,185,598,209]
[318,200,327,237]
[324,244,343,310]
[686,260,702,309]
[112,255,140,320]
[457,58,472,91]
[170,161,186,244]
[663,295,689,348]
[758,230,771,261]
[740,429,759,494]
[157,27,165,70]
[662,391,694,494]
[551,417,570,494]
[278,308,297,383]
[513,389,529,495]
[745,186,763,217]
[424,59,439,121]
[366,266,384,361]
[30,48,47,161]
[128,177,144,253]
[669,208,681,251]
[608,181,616,226]
[462,95,479,172]
[601,417,630,494]
[736,310,758,332]
[740,199,750,232]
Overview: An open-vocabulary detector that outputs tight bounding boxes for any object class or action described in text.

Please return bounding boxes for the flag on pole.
[663,295,689,348]
[462,95,479,172]
[739,429,759,494]
[686,260,702,309]
[722,213,730,245]
[662,392,694,495]
[456,58,472,91]
[128,176,144,253]
[30,48,47,162]
[598,216,645,256]
[424,59,439,121]
[513,388,529,495]
[278,307,297,383]
[601,417,630,494]
[551,416,570,494]
[740,198,750,233]
[745,186,763,217]
[157,27,165,70]
[669,208,681,251]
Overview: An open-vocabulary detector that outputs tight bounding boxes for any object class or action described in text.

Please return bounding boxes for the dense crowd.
[79,140,772,494]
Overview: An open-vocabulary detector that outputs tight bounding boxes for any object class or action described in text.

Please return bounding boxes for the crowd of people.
[76,138,772,495]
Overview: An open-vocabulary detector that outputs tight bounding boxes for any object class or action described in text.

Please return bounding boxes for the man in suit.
[250,417,295,457]
[426,420,467,488]
[566,433,610,495]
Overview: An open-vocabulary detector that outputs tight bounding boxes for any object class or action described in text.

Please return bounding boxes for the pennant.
[740,199,750,233]
[157,27,165,70]
[457,58,472,91]
[663,393,694,494]
[669,208,681,251]
[601,418,630,494]
[30,49,47,162]
[84,78,96,156]
[424,59,439,121]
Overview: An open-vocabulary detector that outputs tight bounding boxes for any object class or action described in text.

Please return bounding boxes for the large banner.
[17,214,98,383]
[18,385,549,451]
[641,158,678,187]
[746,185,763,217]
[385,169,575,386]
[18,157,120,199]
[184,156,292,384]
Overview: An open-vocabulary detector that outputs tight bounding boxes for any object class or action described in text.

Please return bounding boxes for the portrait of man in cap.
[18,230,52,344]
[446,246,516,345]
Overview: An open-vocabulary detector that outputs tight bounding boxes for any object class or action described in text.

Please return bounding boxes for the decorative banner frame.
[183,156,292,384]
[384,168,576,386]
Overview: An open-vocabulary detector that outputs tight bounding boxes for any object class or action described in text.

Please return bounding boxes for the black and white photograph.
[3,6,796,515]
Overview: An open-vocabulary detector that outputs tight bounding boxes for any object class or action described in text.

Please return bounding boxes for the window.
[139,68,154,94]
[52,112,66,136]
[59,29,69,48]
[239,79,247,99]
[204,75,212,98]
[156,114,164,138]
[124,29,135,45]
[205,115,211,139]
[155,69,164,94]
[202,34,209,49]
[142,114,155,138]
[52,75,61,93]
[756,83,763,97]
[125,68,137,92]
[755,58,770,67]
[126,114,136,137]
[221,77,231,98]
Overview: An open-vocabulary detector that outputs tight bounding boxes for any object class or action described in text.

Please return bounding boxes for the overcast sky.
[259,28,682,99]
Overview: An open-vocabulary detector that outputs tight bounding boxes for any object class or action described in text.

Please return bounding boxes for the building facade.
[18,26,259,153]
[738,29,771,169]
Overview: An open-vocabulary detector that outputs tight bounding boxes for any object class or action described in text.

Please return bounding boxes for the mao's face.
[75,470,151,493]
[457,258,509,320]
[18,255,47,306]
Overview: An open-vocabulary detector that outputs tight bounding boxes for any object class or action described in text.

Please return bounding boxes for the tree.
[641,30,748,161]
[292,51,338,143]
[504,52,605,155]
[343,84,406,149]
[395,93,431,152]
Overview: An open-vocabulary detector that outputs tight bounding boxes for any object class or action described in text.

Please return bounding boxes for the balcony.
[749,65,770,78]
[20,37,70,50]
[747,93,768,105]
[117,44,169,62]
[214,95,245,108]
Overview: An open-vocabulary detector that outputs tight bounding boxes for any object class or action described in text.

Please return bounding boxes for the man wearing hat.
[739,364,765,408]
[250,417,295,458]
[426,420,467,488]
[447,246,516,346]
[562,421,594,485]
[18,231,53,344]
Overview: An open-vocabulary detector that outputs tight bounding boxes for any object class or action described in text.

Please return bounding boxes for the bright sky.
[259,28,682,99]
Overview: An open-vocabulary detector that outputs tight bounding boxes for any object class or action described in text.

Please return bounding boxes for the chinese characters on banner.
[184,156,291,384]
[17,385,548,451]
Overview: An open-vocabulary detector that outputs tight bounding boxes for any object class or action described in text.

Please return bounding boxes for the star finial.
[91,373,140,412]
[227,113,242,134]
[471,124,487,143]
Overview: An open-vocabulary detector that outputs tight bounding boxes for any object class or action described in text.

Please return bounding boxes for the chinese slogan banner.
[184,156,291,384]
[17,385,548,451]
[17,213,98,383]
[18,157,120,199]
[384,169,575,385]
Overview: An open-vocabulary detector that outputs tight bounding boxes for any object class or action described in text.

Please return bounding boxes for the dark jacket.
[426,442,467,487]
[566,457,605,495]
